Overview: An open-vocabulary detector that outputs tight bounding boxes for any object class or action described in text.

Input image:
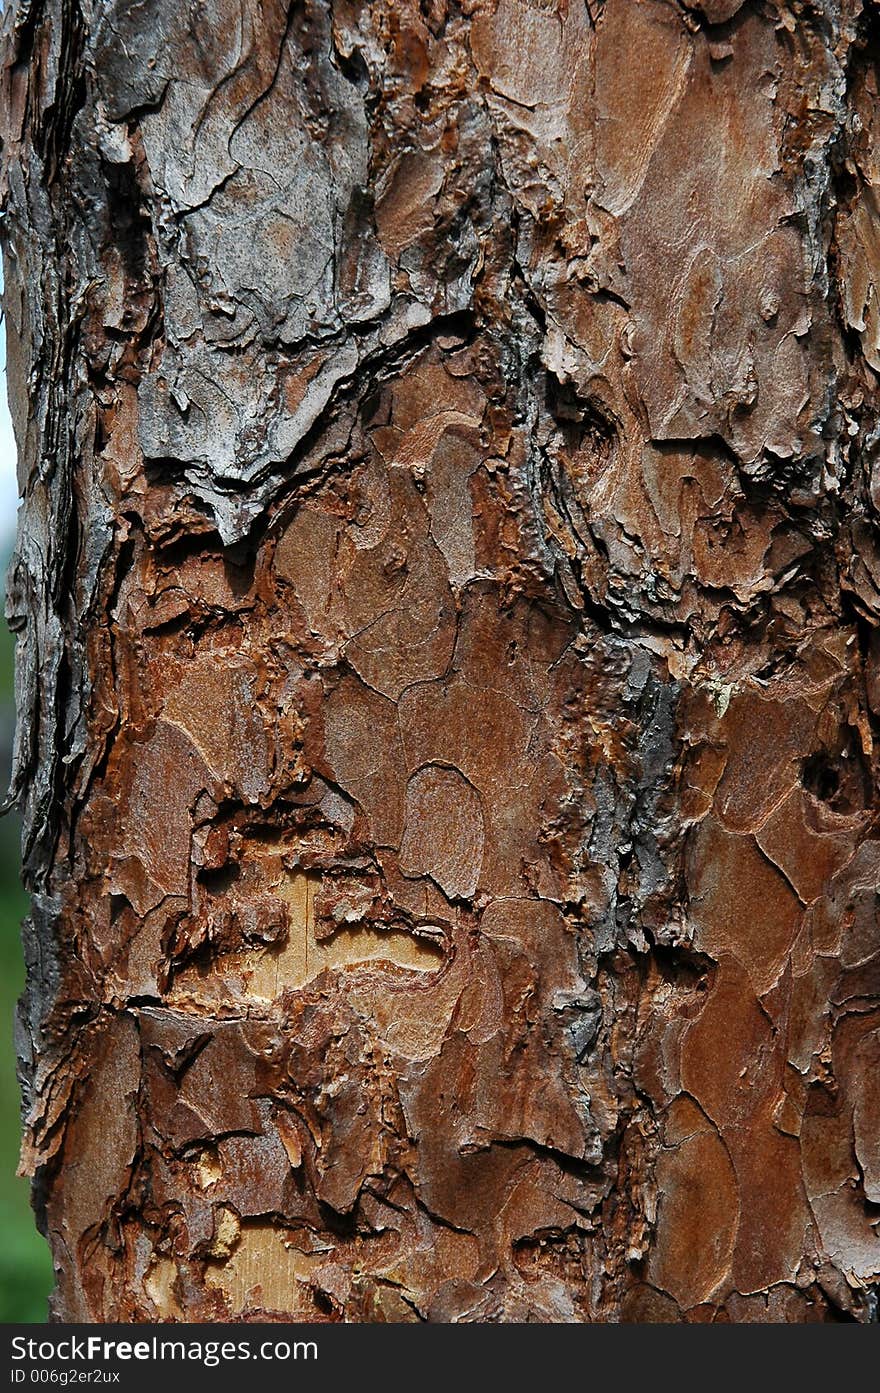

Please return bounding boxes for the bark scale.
[1,0,879,1322]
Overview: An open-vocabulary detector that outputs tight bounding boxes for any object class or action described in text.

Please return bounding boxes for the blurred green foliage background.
[0,560,53,1322]
[0,294,54,1321]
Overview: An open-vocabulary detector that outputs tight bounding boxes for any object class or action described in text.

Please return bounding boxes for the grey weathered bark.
[1,0,879,1322]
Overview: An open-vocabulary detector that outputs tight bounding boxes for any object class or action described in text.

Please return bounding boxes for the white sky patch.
[0,257,22,551]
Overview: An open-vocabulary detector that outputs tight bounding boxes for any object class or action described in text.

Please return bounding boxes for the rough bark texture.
[1,0,880,1323]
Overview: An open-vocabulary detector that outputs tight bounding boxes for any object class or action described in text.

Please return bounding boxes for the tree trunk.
[1,0,879,1324]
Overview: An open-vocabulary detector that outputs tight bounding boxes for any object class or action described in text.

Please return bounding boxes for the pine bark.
[1,0,879,1323]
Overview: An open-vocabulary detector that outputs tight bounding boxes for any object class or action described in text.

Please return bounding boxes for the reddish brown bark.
[1,0,879,1322]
